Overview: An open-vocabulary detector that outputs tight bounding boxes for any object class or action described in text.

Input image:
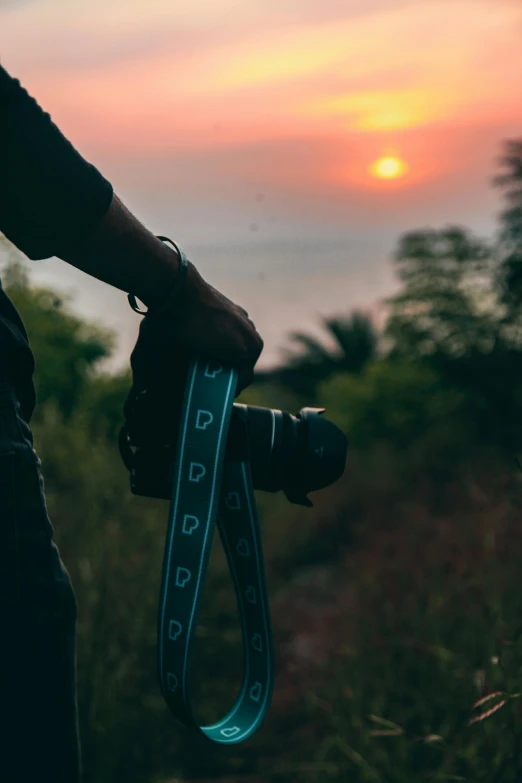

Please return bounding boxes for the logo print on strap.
[249,682,262,702]
[182,514,199,535]
[236,539,250,557]
[169,620,182,640]
[189,463,206,482]
[221,726,240,738]
[175,567,191,588]
[195,410,213,430]
[167,673,178,692]
[251,633,263,652]
[225,492,241,510]
[204,362,223,379]
[245,586,257,604]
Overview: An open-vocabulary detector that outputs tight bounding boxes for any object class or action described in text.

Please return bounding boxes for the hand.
[130,257,264,398]
[122,257,263,466]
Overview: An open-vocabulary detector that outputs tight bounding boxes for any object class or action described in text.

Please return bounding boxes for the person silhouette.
[0,60,263,782]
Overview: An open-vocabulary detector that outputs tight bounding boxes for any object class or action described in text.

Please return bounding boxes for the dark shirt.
[0,62,113,421]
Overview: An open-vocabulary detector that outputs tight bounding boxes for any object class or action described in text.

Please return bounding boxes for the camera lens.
[228,404,348,507]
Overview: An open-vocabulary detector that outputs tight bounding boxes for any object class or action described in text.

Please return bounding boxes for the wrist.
[60,193,183,306]
[138,238,188,312]
[137,240,182,309]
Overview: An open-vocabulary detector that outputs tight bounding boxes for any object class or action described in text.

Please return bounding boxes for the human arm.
[0,60,263,391]
[0,61,180,307]
[58,191,183,309]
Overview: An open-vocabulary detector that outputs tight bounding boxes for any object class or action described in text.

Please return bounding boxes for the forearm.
[0,63,114,260]
[0,63,181,307]
[59,192,181,309]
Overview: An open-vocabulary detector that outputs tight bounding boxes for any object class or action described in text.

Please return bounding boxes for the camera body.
[120,401,348,507]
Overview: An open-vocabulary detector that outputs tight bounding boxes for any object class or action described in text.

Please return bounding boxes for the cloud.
[0,0,36,12]
[26,0,517,153]
[1,0,519,240]
[2,0,520,88]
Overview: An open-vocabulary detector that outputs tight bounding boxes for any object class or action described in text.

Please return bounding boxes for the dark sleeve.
[0,62,113,260]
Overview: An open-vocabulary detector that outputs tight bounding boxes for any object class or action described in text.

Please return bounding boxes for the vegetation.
[1,138,522,782]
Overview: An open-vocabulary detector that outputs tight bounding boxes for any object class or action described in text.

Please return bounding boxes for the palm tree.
[255,310,378,399]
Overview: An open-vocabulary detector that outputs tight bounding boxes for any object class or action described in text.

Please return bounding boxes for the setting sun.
[370,156,408,179]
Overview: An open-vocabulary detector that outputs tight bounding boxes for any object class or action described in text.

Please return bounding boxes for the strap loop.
[158,355,274,743]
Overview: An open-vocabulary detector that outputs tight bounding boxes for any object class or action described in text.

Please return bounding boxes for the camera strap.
[158,353,275,744]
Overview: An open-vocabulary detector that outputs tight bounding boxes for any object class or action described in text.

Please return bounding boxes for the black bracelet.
[128,236,189,316]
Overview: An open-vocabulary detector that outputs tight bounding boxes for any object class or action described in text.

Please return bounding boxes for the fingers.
[235,304,257,334]
[235,329,263,397]
[235,365,255,398]
[160,278,263,394]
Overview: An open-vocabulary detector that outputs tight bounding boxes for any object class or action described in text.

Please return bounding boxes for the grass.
[35,397,522,782]
[251,450,522,782]
[155,448,522,783]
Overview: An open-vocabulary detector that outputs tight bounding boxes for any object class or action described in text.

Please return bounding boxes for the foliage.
[494,139,522,324]
[318,359,470,461]
[385,226,495,360]
[257,311,378,399]
[382,220,522,459]
[2,258,115,417]
[495,138,522,253]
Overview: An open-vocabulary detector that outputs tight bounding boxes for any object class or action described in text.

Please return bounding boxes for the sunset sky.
[1,0,521,369]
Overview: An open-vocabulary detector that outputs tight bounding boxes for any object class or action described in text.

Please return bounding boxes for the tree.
[494,139,522,317]
[256,310,379,399]
[384,207,522,454]
[385,226,495,360]
[495,139,522,252]
[0,237,116,417]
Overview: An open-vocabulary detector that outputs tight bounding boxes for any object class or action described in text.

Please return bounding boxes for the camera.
[119,399,348,507]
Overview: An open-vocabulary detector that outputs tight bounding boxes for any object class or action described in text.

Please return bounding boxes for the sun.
[370,156,408,179]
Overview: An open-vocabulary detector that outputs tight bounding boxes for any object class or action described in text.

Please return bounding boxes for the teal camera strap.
[158,354,275,744]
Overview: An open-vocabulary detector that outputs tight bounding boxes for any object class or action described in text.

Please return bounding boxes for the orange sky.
[1,0,520,221]
[1,0,521,368]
